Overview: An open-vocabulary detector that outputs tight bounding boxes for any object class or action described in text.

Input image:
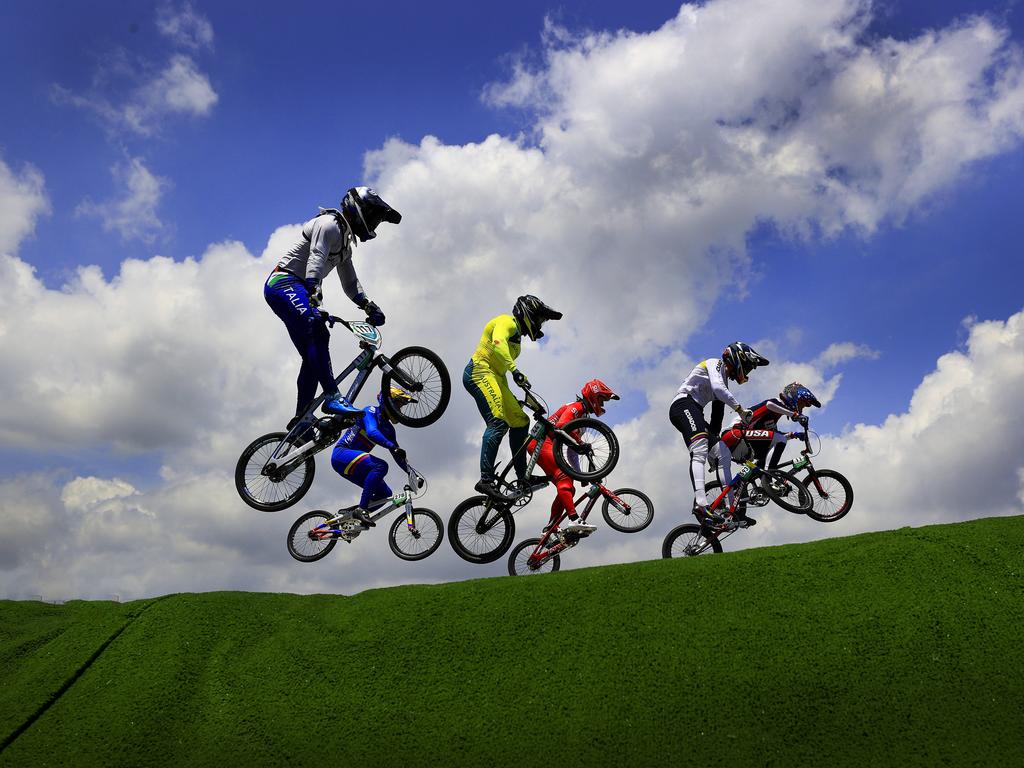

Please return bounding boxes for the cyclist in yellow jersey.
[464,295,562,500]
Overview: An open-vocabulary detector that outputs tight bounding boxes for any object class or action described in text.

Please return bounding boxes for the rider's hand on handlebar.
[796,414,809,427]
[391,446,407,468]
[739,408,753,425]
[512,370,530,389]
[364,300,386,327]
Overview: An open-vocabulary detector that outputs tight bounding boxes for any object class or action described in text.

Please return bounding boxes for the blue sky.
[2,0,1023,599]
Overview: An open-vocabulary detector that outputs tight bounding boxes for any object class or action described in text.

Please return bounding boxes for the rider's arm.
[361,409,398,452]
[305,216,342,283]
[490,315,520,373]
[707,358,743,413]
[337,257,367,307]
[764,400,799,420]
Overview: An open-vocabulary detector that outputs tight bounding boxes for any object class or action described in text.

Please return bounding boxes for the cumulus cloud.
[157,2,214,50]
[75,157,169,242]
[0,156,49,254]
[53,54,218,135]
[4,0,1024,598]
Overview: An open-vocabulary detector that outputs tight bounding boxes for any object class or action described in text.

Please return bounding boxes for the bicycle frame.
[522,483,631,568]
[265,316,422,473]
[309,466,427,543]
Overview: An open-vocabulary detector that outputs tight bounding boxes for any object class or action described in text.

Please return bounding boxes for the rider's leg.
[715,439,735,509]
[669,397,712,510]
[498,379,530,480]
[767,434,787,469]
[464,361,510,481]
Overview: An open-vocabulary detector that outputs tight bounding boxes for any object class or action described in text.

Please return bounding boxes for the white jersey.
[276,211,363,302]
[672,357,742,412]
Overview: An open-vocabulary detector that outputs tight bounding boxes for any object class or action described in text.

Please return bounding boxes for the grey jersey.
[672,357,742,412]
[276,212,364,302]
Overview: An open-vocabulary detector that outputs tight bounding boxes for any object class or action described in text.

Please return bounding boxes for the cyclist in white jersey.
[669,342,769,521]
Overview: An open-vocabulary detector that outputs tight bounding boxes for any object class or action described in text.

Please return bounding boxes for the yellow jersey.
[471,314,522,375]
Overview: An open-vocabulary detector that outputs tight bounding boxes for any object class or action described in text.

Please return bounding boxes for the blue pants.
[331,447,392,509]
[264,271,336,415]
[463,362,528,481]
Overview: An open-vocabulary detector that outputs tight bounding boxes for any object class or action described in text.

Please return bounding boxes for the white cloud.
[4,0,1024,598]
[157,2,214,50]
[76,157,169,242]
[53,54,217,135]
[0,156,49,254]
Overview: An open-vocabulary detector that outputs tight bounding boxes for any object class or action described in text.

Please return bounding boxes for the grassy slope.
[1,516,1021,767]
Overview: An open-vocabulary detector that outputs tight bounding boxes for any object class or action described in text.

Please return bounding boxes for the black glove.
[304,278,323,308]
[512,369,530,389]
[392,446,407,468]
[364,300,386,326]
[797,414,809,427]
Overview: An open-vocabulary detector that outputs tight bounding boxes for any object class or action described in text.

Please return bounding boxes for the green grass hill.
[2,515,1022,767]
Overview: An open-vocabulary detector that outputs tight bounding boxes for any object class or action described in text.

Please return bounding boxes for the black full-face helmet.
[722,342,769,384]
[341,186,402,242]
[513,295,563,341]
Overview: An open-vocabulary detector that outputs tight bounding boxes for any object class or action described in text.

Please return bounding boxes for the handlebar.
[323,314,380,329]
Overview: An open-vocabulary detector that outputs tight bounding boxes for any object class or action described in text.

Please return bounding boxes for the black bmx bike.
[235,315,450,512]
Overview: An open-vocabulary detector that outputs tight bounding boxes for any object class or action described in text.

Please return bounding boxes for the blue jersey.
[336,405,398,453]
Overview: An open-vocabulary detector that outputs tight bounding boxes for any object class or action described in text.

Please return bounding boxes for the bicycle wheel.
[508,538,561,576]
[447,496,516,564]
[761,469,813,513]
[553,418,619,482]
[661,523,722,558]
[287,511,338,563]
[235,432,316,512]
[381,346,451,428]
[388,508,444,561]
[802,469,854,523]
[601,487,655,533]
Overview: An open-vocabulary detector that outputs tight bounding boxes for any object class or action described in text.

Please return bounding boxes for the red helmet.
[581,379,619,416]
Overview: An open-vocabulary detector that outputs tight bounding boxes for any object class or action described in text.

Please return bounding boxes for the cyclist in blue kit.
[264,186,401,431]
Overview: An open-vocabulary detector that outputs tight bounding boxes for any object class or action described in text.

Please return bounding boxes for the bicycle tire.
[553,418,619,482]
[388,508,444,561]
[381,346,451,428]
[761,469,813,513]
[236,432,316,512]
[508,538,561,576]
[802,469,854,523]
[287,511,338,563]
[601,487,655,533]
[447,496,516,564]
[661,523,723,558]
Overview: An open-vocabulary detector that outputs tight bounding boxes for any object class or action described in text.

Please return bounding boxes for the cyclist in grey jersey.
[264,186,400,425]
[669,342,768,520]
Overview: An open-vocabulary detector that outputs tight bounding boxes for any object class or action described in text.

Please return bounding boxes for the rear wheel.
[236,432,315,512]
[553,418,619,481]
[802,469,854,523]
[447,496,515,564]
[601,488,655,533]
[662,523,722,558]
[388,508,444,560]
[381,346,451,428]
[761,469,813,513]
[508,538,561,576]
[287,511,338,563]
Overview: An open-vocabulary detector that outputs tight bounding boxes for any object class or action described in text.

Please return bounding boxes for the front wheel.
[508,538,561,576]
[602,488,655,533]
[447,496,516,564]
[287,511,338,563]
[802,469,854,523]
[662,523,722,558]
[236,432,316,512]
[388,508,444,561]
[553,418,619,482]
[381,346,451,428]
[761,469,813,513]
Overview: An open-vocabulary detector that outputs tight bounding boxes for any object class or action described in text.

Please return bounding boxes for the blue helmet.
[780,382,820,411]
